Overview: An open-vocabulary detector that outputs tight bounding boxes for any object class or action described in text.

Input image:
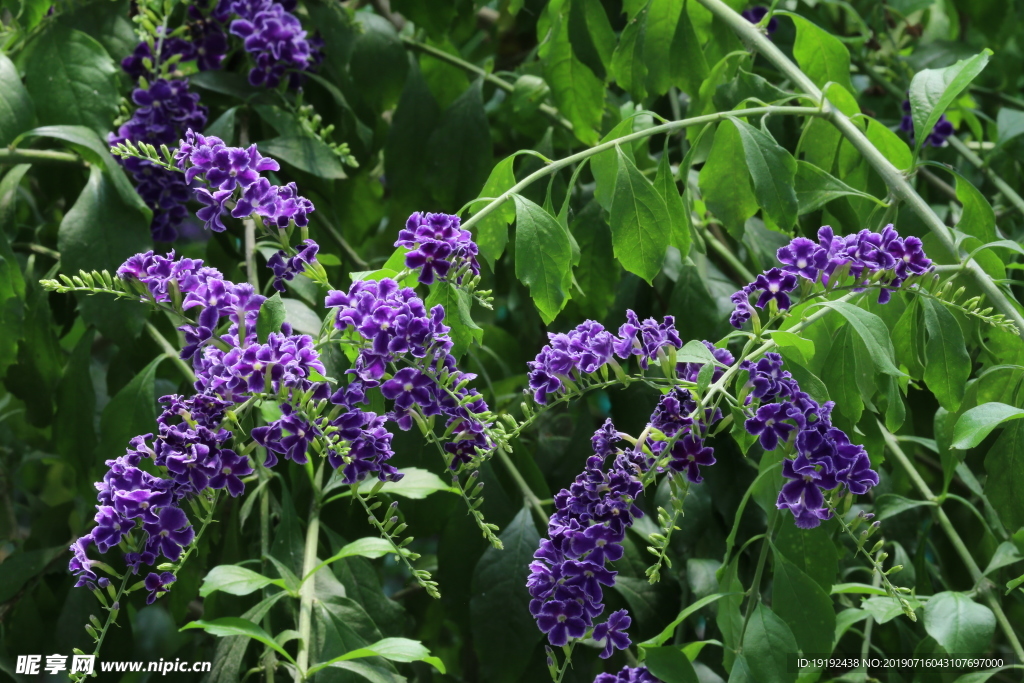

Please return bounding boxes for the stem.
[460,106,826,235]
[245,219,259,291]
[496,447,549,525]
[400,37,573,132]
[294,468,323,681]
[12,242,60,260]
[0,148,82,165]
[740,512,777,638]
[72,572,132,681]
[145,322,196,383]
[697,0,1024,340]
[860,548,884,660]
[946,135,1024,218]
[879,425,1024,660]
[699,223,757,284]
[260,465,276,683]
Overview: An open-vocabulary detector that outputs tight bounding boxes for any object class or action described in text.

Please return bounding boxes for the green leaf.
[954,172,997,243]
[609,146,671,284]
[861,595,921,624]
[921,297,970,412]
[643,0,683,96]
[427,80,493,209]
[207,592,288,683]
[54,329,97,469]
[951,402,1024,449]
[772,552,836,655]
[774,522,837,592]
[822,326,864,423]
[592,118,637,211]
[698,121,757,239]
[310,637,445,676]
[426,280,482,358]
[0,164,28,380]
[22,24,119,135]
[510,74,551,117]
[784,12,854,96]
[865,118,913,171]
[996,107,1024,146]
[831,583,889,596]
[568,0,615,79]
[0,546,65,603]
[984,420,1024,530]
[908,50,992,151]
[794,160,885,215]
[256,135,346,179]
[923,592,996,654]
[199,566,287,598]
[770,331,814,367]
[544,12,604,145]
[512,194,573,324]
[181,618,295,664]
[610,8,648,101]
[384,62,440,209]
[349,13,408,111]
[98,356,163,461]
[983,541,1024,576]
[570,201,619,320]
[875,493,933,520]
[641,645,698,683]
[330,537,397,561]
[56,0,136,63]
[816,300,903,377]
[729,118,799,231]
[640,592,738,647]
[470,507,542,683]
[354,467,456,499]
[474,155,517,269]
[256,293,286,343]
[743,603,798,683]
[0,53,34,146]
[655,149,691,257]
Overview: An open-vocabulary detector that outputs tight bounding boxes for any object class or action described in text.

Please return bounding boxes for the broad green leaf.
[204,106,237,143]
[426,280,482,358]
[592,118,637,211]
[729,118,799,230]
[984,420,1024,530]
[641,645,699,683]
[384,63,440,208]
[923,592,996,654]
[983,541,1023,576]
[954,171,997,243]
[655,150,691,257]
[544,12,604,145]
[772,553,836,655]
[892,298,925,379]
[865,118,913,171]
[567,0,615,79]
[822,326,864,423]
[885,375,906,432]
[816,300,903,376]
[644,0,684,96]
[770,331,814,367]
[667,0,707,95]
[861,595,922,624]
[426,80,493,209]
[0,546,65,603]
[257,293,286,343]
[310,637,445,676]
[512,194,573,324]
[97,359,163,464]
[181,618,295,664]
[640,592,738,647]
[921,297,970,412]
[610,146,671,284]
[354,466,456,499]
[698,121,757,240]
[784,12,854,96]
[470,507,542,682]
[349,13,408,111]
[774,522,837,592]
[794,160,885,215]
[677,339,717,365]
[58,166,152,340]
[0,164,29,380]
[571,201,619,320]
[257,135,346,179]
[22,24,119,135]
[54,329,97,469]
[743,603,798,683]
[510,74,550,116]
[908,50,992,151]
[610,9,648,101]
[951,402,1024,449]
[713,69,793,112]
[474,155,517,268]
[0,53,34,146]
[199,566,287,598]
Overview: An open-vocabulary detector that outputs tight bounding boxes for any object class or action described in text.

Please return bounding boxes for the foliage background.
[0,0,1023,681]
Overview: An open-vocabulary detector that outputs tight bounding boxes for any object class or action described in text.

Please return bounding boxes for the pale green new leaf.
[951,402,1024,449]
[199,566,287,598]
[908,50,992,151]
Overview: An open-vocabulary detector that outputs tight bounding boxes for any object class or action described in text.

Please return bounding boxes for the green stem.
[739,512,777,638]
[71,572,132,682]
[294,467,324,681]
[145,322,196,383]
[879,425,1024,660]
[946,135,1024,218]
[0,148,82,165]
[460,106,826,235]
[860,548,884,660]
[12,242,60,260]
[244,219,259,291]
[260,465,277,683]
[496,447,549,525]
[400,37,573,132]
[697,0,1024,340]
[699,223,757,283]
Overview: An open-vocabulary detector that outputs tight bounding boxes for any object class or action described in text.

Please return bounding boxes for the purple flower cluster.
[219,0,319,88]
[527,420,641,653]
[900,100,955,147]
[593,667,661,683]
[268,238,319,292]
[648,388,718,483]
[741,5,778,34]
[730,225,933,327]
[739,353,879,528]
[527,312,682,404]
[175,129,315,232]
[109,79,208,242]
[326,278,494,469]
[397,212,481,286]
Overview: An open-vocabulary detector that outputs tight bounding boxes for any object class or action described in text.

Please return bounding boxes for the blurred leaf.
[513,194,573,324]
[909,50,991,151]
[656,150,691,257]
[640,592,737,647]
[0,546,64,603]
[610,8,648,101]
[97,356,162,461]
[58,166,151,340]
[22,24,118,135]
[699,122,757,239]
[427,80,492,210]
[384,62,440,209]
[54,329,96,469]
[257,293,286,343]
[474,155,517,269]
[772,552,835,655]
[0,53,34,146]
[181,618,295,664]
[774,522,837,592]
[56,0,136,61]
[996,108,1024,146]
[0,164,29,379]
[983,541,1023,575]
[795,160,884,215]
[953,171,997,243]
[610,146,671,284]
[470,507,542,683]
[729,118,798,231]
[568,0,615,79]
[784,12,854,96]
[257,135,346,179]
[570,201,619,320]
[199,566,287,598]
[205,106,238,144]
[952,402,1024,449]
[641,645,699,682]
[984,420,1024,530]
[743,603,797,683]
[923,592,996,654]
[921,297,970,412]
[349,13,408,111]
[875,493,932,520]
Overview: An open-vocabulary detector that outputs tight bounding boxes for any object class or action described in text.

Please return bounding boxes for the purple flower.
[92,506,130,554]
[208,449,253,497]
[398,212,480,285]
[69,537,99,589]
[535,600,587,647]
[745,402,798,451]
[593,666,661,683]
[267,239,319,292]
[776,455,834,529]
[144,571,177,605]
[251,404,320,467]
[777,237,827,281]
[753,268,798,310]
[613,311,682,368]
[227,0,317,88]
[143,506,195,562]
[381,367,435,412]
[591,609,632,659]
[668,435,716,483]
